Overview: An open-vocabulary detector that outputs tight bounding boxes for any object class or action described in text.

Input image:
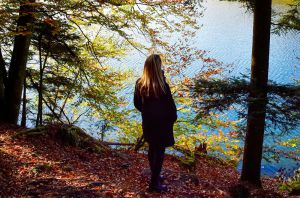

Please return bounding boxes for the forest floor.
[0,123,288,198]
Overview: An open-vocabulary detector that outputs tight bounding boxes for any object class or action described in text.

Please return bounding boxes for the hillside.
[0,123,286,197]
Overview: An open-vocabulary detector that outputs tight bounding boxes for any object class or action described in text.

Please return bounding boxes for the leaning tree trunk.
[241,0,272,187]
[4,0,35,124]
[36,35,49,127]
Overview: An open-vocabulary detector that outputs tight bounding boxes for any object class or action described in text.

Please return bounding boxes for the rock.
[112,151,131,159]
[27,178,56,186]
[119,162,130,169]
[140,168,151,178]
[88,181,106,187]
[62,164,74,172]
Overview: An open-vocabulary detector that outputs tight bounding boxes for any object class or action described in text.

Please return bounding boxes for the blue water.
[193,0,300,176]
[190,0,300,176]
[106,0,300,177]
[114,1,300,82]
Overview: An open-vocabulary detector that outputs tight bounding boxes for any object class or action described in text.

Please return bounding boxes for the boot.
[159,175,165,183]
[148,175,168,193]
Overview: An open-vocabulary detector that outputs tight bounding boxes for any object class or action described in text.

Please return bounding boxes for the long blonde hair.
[138,54,166,97]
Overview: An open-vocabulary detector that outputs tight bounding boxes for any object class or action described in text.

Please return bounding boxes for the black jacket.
[134,79,177,147]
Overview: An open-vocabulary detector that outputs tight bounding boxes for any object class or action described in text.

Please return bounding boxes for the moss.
[12,124,110,155]
[273,0,294,4]
[93,145,103,153]
[57,125,81,147]
[12,127,47,139]
[178,155,196,172]
[31,163,52,173]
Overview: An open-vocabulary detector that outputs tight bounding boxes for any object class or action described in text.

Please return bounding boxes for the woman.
[134,54,177,193]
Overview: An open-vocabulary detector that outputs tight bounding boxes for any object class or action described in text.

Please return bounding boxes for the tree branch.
[27,71,64,124]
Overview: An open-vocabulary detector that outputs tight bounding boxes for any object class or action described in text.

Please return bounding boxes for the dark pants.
[148,143,165,186]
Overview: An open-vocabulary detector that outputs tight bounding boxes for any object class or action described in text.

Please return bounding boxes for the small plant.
[31,163,52,174]
[178,155,197,173]
[279,167,300,194]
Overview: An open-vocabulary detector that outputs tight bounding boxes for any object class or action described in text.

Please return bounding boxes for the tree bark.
[0,48,7,120]
[4,0,35,124]
[0,74,4,120]
[241,0,272,187]
[36,35,45,127]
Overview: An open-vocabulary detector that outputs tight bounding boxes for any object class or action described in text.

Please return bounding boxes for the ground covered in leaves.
[0,123,287,197]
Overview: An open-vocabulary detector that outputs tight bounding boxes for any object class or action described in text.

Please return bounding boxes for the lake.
[108,0,299,177]
[192,0,300,177]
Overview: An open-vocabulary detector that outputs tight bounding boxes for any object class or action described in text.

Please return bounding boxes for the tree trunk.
[36,65,43,127]
[36,37,49,127]
[21,75,27,127]
[0,48,7,120]
[4,0,35,124]
[241,0,272,187]
[0,74,4,120]
[36,35,43,127]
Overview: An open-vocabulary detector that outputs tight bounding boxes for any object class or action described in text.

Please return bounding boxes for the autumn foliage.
[0,123,286,197]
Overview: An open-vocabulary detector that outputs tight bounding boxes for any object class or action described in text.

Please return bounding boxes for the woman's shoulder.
[135,78,141,88]
[164,81,171,91]
[136,78,141,84]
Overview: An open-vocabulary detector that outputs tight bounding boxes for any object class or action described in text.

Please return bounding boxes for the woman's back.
[134,79,177,124]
